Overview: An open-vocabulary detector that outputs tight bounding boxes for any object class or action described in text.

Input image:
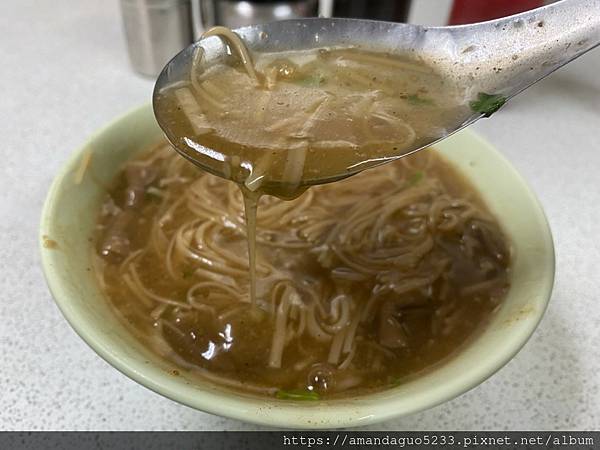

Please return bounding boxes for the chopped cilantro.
[295,73,326,87]
[181,266,195,279]
[406,94,434,106]
[145,186,163,203]
[470,92,507,117]
[406,171,424,187]
[275,389,320,401]
[390,377,403,387]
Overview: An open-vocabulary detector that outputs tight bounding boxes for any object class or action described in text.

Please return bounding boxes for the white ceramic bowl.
[40,104,554,429]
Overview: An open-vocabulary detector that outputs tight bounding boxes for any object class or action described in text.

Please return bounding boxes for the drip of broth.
[94,142,510,398]
[241,188,259,306]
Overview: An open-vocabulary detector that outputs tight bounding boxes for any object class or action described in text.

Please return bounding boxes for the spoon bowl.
[153,0,599,187]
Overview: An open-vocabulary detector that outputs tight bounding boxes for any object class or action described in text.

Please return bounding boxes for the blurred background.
[0,0,598,432]
[120,0,556,77]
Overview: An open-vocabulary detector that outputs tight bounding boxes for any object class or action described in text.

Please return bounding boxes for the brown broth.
[94,141,510,399]
[154,47,470,197]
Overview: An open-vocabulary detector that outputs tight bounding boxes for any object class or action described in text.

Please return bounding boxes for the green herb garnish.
[406,171,424,187]
[276,389,320,401]
[145,186,163,203]
[181,266,195,279]
[406,94,434,106]
[470,92,507,117]
[295,73,326,87]
[390,377,403,387]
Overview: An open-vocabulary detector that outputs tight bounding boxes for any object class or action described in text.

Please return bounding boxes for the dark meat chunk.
[123,164,158,208]
[98,210,133,264]
[378,300,409,349]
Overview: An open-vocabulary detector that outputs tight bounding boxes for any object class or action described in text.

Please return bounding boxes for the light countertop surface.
[1,0,599,431]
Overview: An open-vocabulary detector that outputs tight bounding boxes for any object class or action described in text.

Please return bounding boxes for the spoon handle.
[443,0,600,98]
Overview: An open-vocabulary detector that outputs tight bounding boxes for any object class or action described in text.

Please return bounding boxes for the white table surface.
[1,0,599,431]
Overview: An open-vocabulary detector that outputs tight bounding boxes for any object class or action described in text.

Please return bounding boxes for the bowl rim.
[40,103,555,429]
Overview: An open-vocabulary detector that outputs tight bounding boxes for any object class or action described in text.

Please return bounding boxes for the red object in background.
[448,0,544,25]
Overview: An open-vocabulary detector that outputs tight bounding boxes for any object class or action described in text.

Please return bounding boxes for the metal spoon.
[153,0,599,187]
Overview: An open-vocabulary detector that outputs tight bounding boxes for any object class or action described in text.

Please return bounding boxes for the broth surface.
[94,142,510,399]
[154,46,470,196]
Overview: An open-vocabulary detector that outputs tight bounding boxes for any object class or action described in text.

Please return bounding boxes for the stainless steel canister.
[192,0,318,37]
[120,0,194,77]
